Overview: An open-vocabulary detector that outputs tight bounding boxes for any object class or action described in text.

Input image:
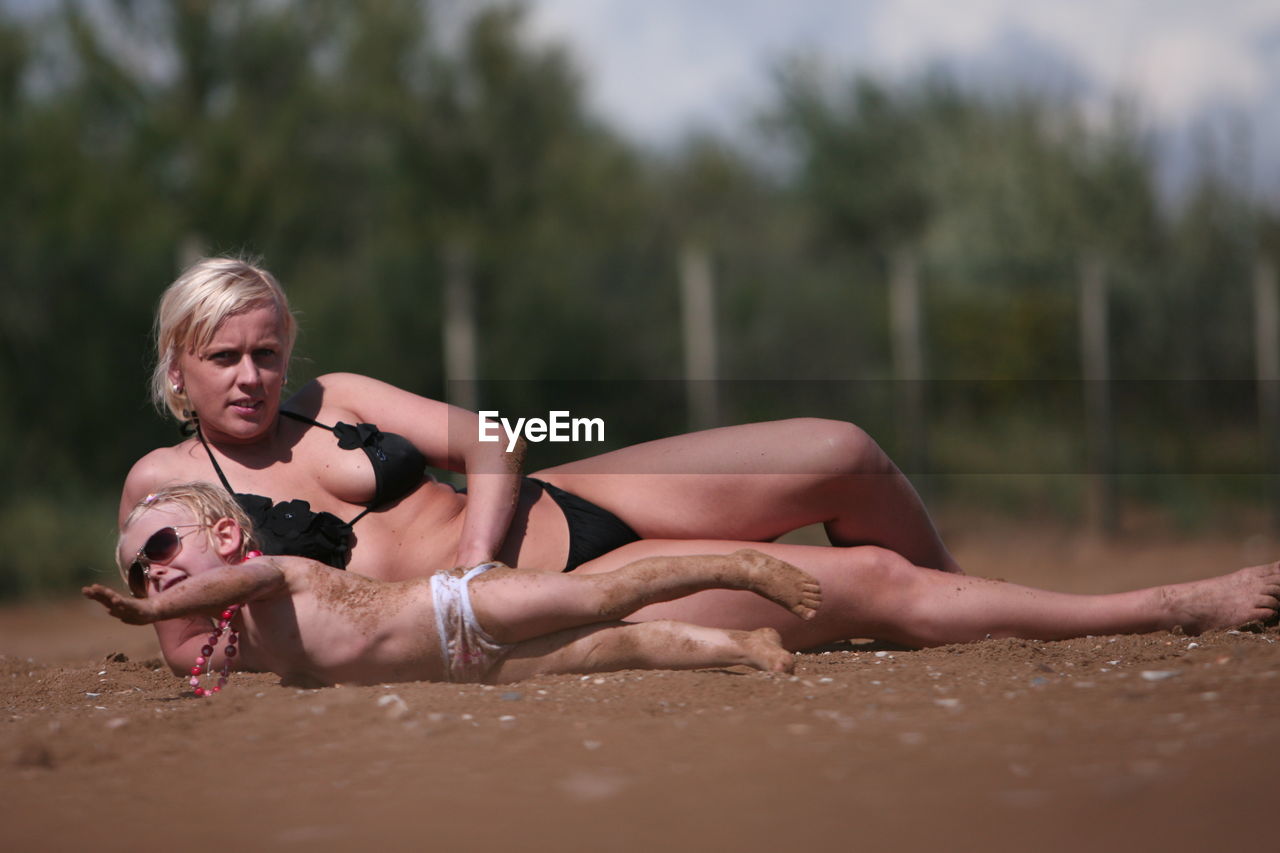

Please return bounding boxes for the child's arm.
[83,559,288,625]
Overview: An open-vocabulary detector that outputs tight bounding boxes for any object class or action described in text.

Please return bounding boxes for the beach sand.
[3,523,1278,853]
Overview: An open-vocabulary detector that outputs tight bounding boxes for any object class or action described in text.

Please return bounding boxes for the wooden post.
[889,247,926,476]
[443,242,478,413]
[1080,254,1116,536]
[680,241,719,431]
[1255,257,1280,531]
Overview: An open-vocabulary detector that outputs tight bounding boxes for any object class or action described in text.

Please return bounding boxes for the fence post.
[1255,257,1280,532]
[680,241,719,431]
[1080,254,1116,536]
[443,241,478,414]
[889,246,926,477]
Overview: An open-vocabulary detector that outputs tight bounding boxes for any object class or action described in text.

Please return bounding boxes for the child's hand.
[82,584,157,625]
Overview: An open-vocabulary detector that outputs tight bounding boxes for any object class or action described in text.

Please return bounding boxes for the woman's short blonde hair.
[117,481,259,588]
[151,257,297,421]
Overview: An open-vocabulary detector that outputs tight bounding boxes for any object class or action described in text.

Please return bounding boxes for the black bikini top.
[196,411,427,568]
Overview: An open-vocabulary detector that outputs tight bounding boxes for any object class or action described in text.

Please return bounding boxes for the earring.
[172,383,183,394]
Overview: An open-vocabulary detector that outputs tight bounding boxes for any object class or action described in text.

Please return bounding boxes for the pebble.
[934,698,961,709]
[558,770,628,802]
[1140,670,1180,682]
[376,693,410,719]
[500,691,523,702]
[14,742,54,769]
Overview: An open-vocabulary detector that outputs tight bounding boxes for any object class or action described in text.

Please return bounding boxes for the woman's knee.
[833,545,931,615]
[785,418,891,476]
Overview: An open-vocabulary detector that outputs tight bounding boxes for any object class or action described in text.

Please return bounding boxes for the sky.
[522,0,1280,197]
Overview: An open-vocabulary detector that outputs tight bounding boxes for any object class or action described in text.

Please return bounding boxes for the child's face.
[119,505,227,597]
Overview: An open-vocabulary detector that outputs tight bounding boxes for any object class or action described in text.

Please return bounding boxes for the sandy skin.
[89,499,820,685]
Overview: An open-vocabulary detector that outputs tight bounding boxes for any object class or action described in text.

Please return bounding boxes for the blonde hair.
[151,257,297,421]
[117,482,259,588]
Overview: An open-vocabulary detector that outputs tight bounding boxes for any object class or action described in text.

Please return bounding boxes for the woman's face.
[170,302,289,444]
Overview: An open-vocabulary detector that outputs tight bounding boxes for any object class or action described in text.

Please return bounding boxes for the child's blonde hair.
[118,482,259,589]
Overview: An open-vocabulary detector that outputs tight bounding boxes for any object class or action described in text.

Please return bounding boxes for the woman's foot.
[1158,562,1280,634]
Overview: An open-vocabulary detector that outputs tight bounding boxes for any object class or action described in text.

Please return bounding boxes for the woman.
[121,257,1280,661]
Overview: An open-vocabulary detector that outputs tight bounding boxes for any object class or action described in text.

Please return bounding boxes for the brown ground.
[3,521,1279,853]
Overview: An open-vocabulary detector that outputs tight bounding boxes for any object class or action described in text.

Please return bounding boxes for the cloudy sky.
[523,0,1280,195]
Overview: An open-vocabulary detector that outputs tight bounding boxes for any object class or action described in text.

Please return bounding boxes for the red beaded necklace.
[189,549,262,698]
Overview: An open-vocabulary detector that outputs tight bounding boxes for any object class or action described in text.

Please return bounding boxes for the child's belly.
[244,575,449,686]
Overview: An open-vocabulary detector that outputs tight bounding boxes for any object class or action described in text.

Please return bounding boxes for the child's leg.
[484,620,794,683]
[467,550,821,644]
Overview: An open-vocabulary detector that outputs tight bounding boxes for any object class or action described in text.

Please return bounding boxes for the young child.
[85,482,822,691]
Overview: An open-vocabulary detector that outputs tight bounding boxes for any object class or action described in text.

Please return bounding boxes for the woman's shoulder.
[285,373,379,406]
[125,441,199,481]
[120,442,202,514]
[295,373,441,419]
[311,372,396,395]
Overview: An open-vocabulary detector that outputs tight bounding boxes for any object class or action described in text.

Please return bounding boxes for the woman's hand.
[313,373,526,566]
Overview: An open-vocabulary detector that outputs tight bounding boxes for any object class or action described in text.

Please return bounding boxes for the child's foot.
[736,627,795,673]
[729,549,822,620]
[1159,562,1280,634]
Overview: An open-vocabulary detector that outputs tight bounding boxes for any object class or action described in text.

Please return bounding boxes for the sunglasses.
[127,524,209,597]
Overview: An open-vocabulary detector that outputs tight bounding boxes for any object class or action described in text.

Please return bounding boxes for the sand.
[3,524,1278,853]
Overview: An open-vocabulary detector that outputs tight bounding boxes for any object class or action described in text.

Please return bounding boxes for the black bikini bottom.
[528,478,641,572]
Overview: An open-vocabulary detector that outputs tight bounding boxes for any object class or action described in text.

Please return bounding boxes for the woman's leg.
[485,621,794,683]
[568,539,1280,650]
[467,550,821,644]
[533,418,960,573]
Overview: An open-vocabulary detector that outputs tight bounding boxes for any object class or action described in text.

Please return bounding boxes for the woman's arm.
[309,373,525,567]
[452,437,524,567]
